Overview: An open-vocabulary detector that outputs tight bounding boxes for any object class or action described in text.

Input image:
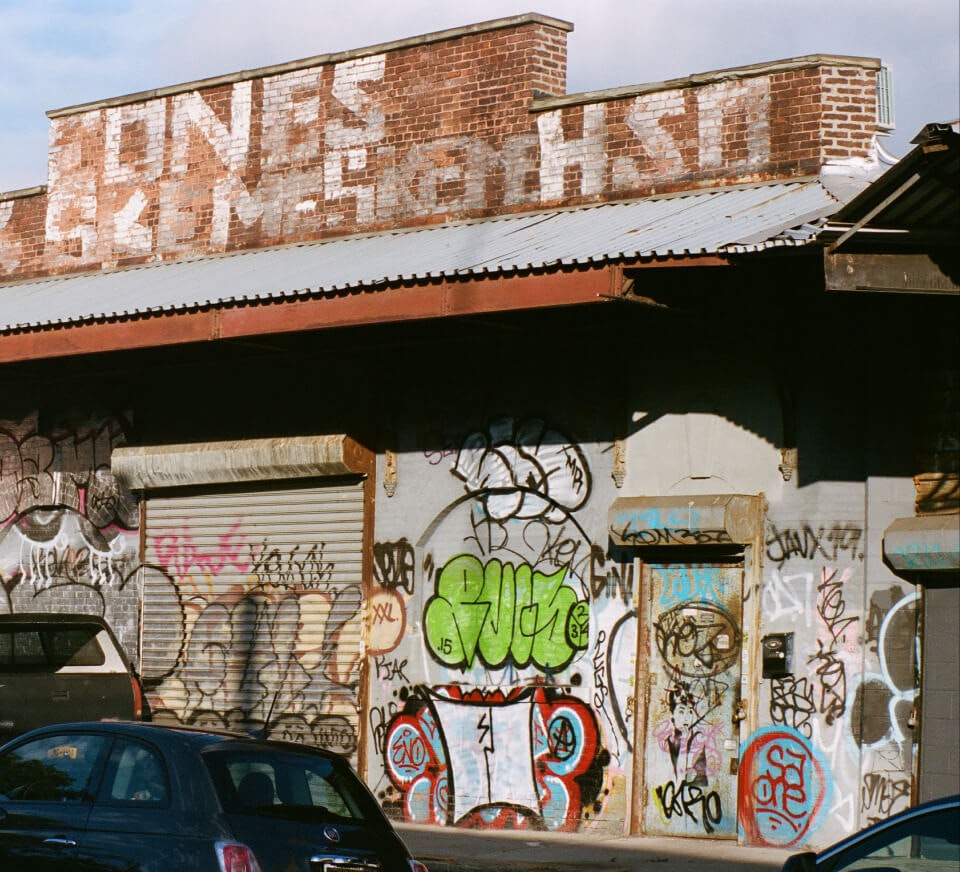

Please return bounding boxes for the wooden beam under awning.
[825,251,960,294]
[0,265,622,364]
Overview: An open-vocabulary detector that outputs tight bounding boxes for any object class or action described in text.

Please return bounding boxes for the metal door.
[642,562,743,838]
[140,481,366,765]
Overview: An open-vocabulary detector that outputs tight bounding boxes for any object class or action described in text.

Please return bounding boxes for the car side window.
[0,629,46,667]
[828,807,960,871]
[0,733,108,802]
[47,628,105,667]
[100,738,170,806]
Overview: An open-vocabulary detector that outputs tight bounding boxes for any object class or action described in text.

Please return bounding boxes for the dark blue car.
[780,793,959,872]
[0,720,429,872]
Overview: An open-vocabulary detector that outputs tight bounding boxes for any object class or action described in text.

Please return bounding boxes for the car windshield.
[203,747,386,826]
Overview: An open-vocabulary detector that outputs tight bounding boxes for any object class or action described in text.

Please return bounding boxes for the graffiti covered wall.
[367,417,635,834]
[0,395,928,849]
[742,511,919,848]
[0,412,140,654]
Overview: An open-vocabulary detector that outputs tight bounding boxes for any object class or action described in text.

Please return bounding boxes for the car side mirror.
[780,852,816,872]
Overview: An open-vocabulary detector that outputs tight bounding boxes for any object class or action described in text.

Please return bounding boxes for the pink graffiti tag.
[151,522,252,580]
[738,728,830,848]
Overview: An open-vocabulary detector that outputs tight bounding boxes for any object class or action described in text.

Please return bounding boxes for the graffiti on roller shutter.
[141,531,361,754]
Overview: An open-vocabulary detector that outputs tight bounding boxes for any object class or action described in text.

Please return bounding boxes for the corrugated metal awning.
[0,179,838,334]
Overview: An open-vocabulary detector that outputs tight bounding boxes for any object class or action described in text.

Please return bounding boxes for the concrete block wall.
[919,585,960,802]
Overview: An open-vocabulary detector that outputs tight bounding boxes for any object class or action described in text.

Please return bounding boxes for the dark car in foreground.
[0,721,429,872]
[0,613,146,743]
[781,793,959,872]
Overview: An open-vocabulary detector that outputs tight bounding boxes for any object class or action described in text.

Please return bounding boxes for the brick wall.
[820,64,879,162]
[0,15,881,282]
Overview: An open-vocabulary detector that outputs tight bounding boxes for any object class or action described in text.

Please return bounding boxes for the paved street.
[398,823,794,872]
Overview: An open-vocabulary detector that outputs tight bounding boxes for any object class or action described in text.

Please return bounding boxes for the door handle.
[43,837,78,848]
[733,699,747,723]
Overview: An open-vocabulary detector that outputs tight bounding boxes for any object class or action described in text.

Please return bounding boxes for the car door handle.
[52,690,70,702]
[43,837,77,848]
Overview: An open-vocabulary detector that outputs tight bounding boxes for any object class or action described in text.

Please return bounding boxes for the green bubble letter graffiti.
[424,554,589,672]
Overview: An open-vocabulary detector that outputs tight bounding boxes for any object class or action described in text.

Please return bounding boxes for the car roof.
[0,612,112,625]
[9,720,349,762]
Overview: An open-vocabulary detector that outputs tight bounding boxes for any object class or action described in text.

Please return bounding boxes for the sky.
[1,0,958,193]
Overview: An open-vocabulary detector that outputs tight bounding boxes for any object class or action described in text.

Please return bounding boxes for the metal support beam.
[0,267,620,363]
[824,251,960,294]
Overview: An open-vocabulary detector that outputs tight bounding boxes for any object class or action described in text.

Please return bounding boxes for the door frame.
[609,494,765,838]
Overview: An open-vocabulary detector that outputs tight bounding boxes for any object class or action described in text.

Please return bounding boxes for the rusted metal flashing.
[0,266,619,363]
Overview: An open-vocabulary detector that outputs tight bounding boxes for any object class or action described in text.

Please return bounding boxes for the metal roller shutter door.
[140,481,364,764]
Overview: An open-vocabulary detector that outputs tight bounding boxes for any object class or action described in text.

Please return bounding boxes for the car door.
[0,730,109,871]
[80,735,220,871]
[45,624,135,724]
[0,625,55,739]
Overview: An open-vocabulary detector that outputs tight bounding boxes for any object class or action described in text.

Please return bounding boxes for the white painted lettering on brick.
[113,189,152,254]
[502,133,541,206]
[0,202,20,274]
[614,90,688,189]
[104,102,165,184]
[538,103,607,201]
[166,82,260,248]
[170,83,252,174]
[697,79,770,170]
[325,55,386,225]
[262,69,324,170]
[104,102,166,255]
[45,114,100,265]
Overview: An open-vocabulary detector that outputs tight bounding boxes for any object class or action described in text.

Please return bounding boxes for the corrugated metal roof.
[823,124,959,242]
[0,179,839,333]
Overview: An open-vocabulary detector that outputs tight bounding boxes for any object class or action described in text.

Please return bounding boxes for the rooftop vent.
[876,65,895,132]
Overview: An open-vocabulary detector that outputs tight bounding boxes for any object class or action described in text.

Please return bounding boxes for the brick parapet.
[0,16,881,282]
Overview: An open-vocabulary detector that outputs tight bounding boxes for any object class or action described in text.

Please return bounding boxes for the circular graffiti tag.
[654,602,741,677]
[548,715,577,762]
[738,727,830,848]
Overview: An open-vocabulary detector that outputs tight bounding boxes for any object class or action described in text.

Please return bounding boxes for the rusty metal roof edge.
[0,178,840,334]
